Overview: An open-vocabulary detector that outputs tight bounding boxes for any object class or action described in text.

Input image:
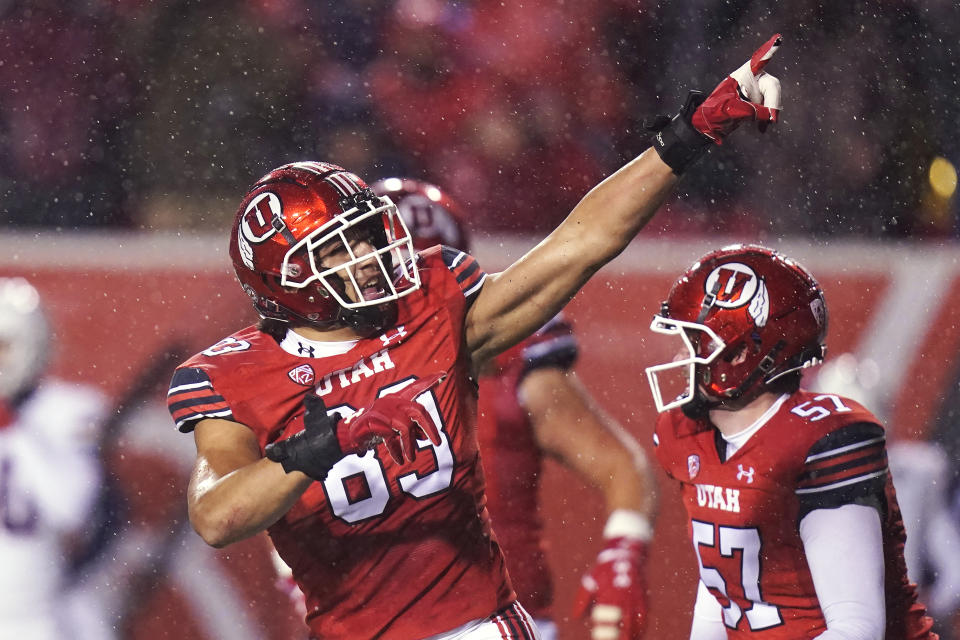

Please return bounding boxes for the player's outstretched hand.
[339,372,444,464]
[647,34,783,174]
[572,538,649,640]
[692,33,783,143]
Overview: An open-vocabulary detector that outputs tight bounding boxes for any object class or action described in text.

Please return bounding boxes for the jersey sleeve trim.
[167,367,234,433]
[795,422,888,519]
[441,245,487,302]
[797,425,886,494]
[519,314,579,375]
[521,334,578,374]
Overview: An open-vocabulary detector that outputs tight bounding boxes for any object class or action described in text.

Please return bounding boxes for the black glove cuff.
[646,90,713,175]
[265,421,344,481]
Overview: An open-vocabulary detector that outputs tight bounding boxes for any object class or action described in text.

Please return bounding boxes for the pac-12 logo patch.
[288,364,316,387]
[687,454,701,480]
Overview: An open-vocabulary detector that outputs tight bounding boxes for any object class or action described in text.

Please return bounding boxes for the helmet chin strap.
[681,390,713,419]
[278,301,397,337]
[723,340,787,407]
[340,302,397,337]
[696,281,722,323]
[689,339,787,418]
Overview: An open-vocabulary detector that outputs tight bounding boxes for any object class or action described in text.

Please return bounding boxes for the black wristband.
[646,90,713,175]
[265,416,344,481]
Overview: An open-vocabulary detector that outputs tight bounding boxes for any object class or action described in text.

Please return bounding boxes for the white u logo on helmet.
[704,263,758,309]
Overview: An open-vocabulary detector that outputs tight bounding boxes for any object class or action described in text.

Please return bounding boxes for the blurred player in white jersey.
[0,277,108,639]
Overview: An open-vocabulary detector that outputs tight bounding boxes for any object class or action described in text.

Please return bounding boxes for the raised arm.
[465,34,783,367]
[465,149,675,367]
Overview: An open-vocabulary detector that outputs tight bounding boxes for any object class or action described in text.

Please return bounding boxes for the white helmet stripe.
[325,171,363,196]
[293,161,340,176]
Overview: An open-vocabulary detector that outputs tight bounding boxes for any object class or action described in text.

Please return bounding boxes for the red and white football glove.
[266,371,444,480]
[647,34,783,174]
[573,537,650,640]
[692,33,783,143]
[339,371,444,464]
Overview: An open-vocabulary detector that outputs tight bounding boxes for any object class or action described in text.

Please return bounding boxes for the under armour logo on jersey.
[297,343,316,358]
[736,464,756,484]
[380,325,407,347]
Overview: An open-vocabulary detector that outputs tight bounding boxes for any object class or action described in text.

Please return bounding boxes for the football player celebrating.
[168,35,783,640]
[372,177,659,640]
[0,278,108,639]
[645,245,938,639]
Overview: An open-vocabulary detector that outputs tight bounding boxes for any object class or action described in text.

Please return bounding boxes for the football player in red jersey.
[167,35,784,640]
[371,177,659,640]
[645,244,938,639]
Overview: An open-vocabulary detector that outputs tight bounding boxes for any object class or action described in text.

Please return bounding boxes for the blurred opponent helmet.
[370,177,469,252]
[646,244,828,415]
[229,161,420,333]
[0,278,50,402]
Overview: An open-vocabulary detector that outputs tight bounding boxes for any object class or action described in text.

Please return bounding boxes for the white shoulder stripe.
[175,408,233,429]
[794,469,887,495]
[804,435,885,463]
[463,272,487,298]
[168,380,213,396]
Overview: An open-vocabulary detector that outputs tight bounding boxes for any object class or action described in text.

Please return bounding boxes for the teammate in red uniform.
[645,244,937,639]
[168,35,784,640]
[371,178,659,640]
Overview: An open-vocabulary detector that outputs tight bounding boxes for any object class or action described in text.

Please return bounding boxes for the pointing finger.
[750,34,782,75]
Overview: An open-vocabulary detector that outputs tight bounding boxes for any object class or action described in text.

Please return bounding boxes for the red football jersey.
[477,315,578,619]
[654,389,935,639]
[167,247,515,640]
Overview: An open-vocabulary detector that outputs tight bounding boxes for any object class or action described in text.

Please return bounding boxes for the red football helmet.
[228,161,419,331]
[369,177,470,252]
[646,244,828,414]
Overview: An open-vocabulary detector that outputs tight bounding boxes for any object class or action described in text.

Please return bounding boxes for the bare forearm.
[527,369,658,519]
[188,456,312,547]
[553,148,677,270]
[468,149,676,363]
[598,431,658,518]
